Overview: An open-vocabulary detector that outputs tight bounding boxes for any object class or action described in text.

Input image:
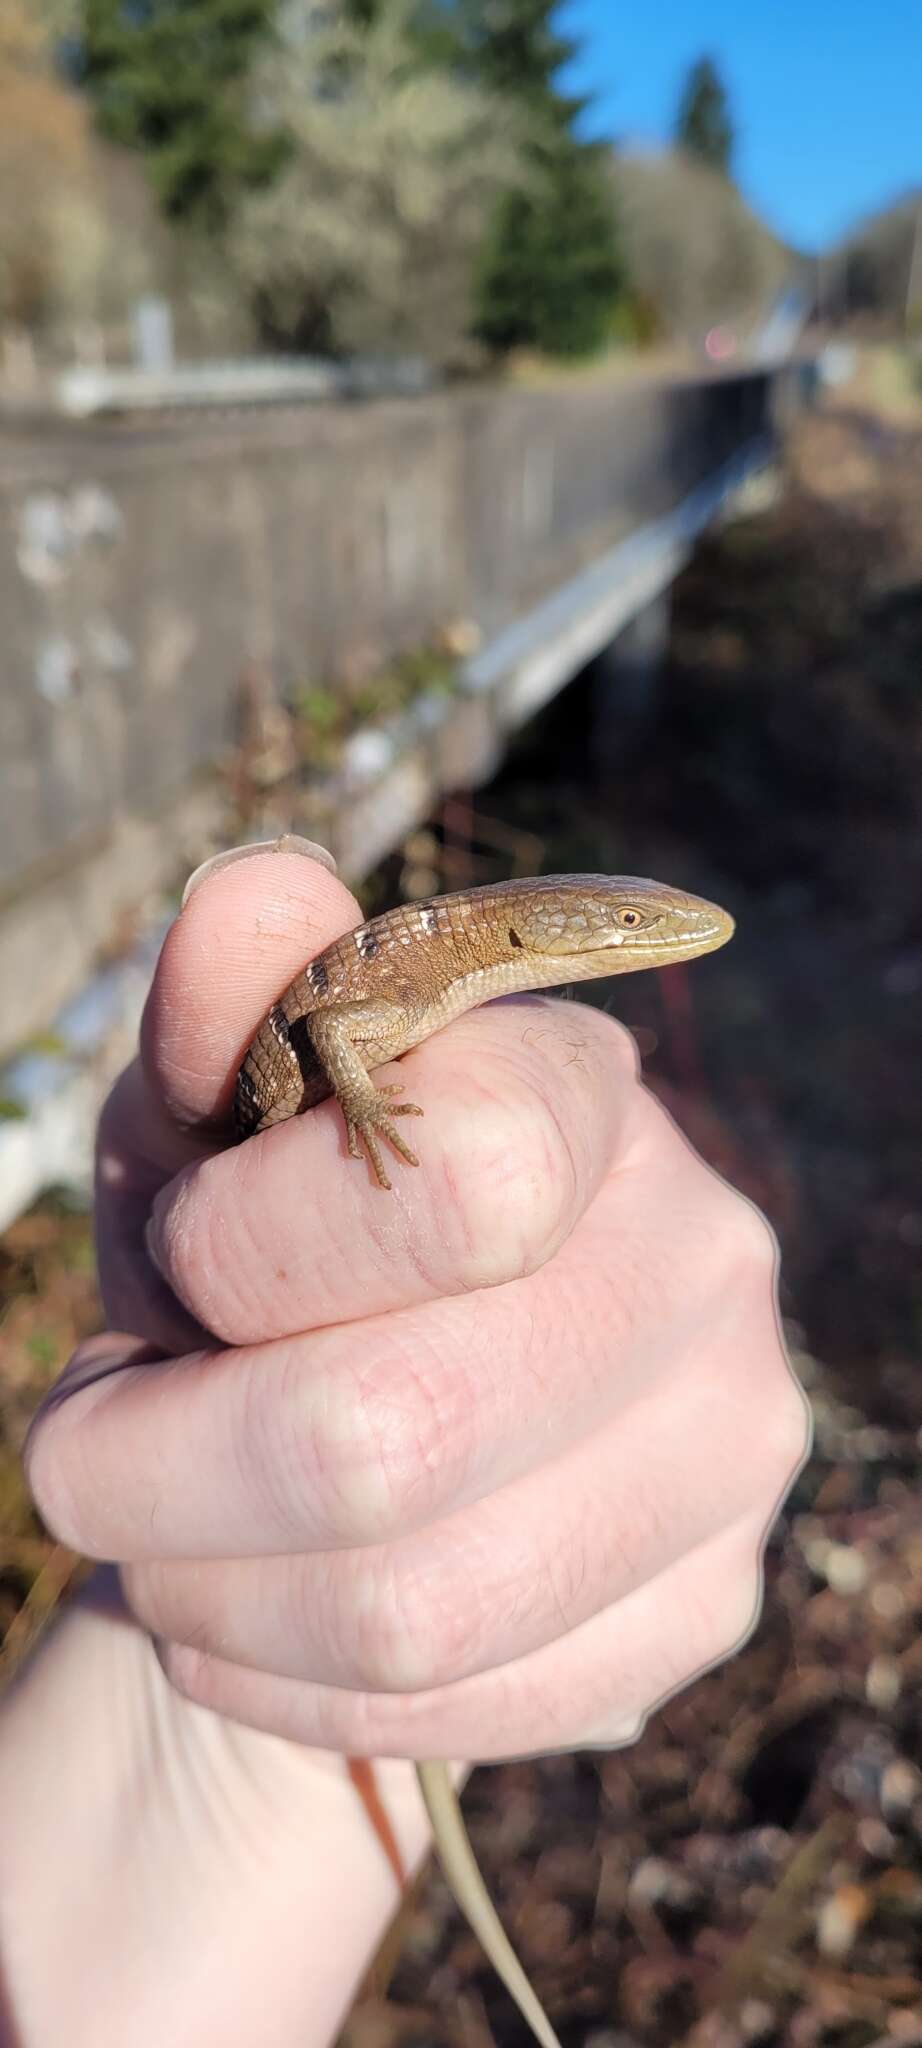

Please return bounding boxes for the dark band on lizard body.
[233,872,734,2048]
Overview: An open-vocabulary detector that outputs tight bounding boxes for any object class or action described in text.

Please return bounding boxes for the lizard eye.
[617,908,645,928]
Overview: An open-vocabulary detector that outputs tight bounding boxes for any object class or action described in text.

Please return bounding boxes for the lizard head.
[500,875,735,978]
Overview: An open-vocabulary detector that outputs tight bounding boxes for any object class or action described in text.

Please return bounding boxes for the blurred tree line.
[821,191,922,334]
[0,0,166,352]
[0,0,793,371]
[674,56,733,176]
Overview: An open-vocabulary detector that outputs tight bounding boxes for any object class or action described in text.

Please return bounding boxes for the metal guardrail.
[750,287,812,366]
[51,355,436,418]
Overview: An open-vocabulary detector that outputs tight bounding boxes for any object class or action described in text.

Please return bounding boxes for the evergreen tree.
[445,0,585,124]
[449,0,623,357]
[674,56,734,176]
[79,0,286,230]
[476,137,621,357]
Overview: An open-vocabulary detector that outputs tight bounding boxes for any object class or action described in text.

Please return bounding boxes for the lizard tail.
[415,1761,562,2048]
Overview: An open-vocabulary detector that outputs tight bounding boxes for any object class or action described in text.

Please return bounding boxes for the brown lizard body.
[234,873,734,2048]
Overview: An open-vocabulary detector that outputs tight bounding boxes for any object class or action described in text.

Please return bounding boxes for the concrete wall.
[0,369,781,1051]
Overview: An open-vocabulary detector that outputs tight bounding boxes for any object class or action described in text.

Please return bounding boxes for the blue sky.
[561,0,922,252]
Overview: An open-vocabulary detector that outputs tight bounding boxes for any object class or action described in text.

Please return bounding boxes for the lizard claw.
[345,1092,423,1189]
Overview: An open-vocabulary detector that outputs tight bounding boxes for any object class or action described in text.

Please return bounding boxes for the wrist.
[0,1573,432,2048]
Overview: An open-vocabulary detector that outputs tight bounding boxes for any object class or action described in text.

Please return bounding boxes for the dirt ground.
[359,398,922,2048]
[1,397,920,2046]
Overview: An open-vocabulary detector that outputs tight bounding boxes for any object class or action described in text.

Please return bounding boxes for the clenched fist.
[30,841,807,1763]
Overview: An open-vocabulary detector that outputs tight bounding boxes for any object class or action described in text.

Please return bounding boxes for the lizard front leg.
[308,1002,424,1190]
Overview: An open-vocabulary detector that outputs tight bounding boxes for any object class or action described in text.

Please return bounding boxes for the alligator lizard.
[234,873,734,2048]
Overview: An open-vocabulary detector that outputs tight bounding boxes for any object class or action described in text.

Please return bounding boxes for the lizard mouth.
[597,915,732,952]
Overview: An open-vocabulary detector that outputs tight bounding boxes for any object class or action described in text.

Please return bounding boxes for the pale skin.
[0,840,808,2048]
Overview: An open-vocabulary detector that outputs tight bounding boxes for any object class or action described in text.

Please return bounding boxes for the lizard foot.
[345,1094,424,1190]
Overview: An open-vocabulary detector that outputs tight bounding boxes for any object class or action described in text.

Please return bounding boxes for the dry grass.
[829,343,922,424]
[0,1199,99,1677]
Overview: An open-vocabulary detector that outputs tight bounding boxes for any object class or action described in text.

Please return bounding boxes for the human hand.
[28,842,807,1764]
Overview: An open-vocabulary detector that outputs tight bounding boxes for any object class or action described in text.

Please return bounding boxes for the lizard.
[233,873,735,2048]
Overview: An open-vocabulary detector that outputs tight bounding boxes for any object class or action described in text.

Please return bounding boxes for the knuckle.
[312,1337,478,1545]
[117,1560,149,1626]
[351,1551,481,1693]
[552,999,638,1077]
[696,1557,764,1675]
[24,1407,92,1556]
[150,1158,266,1343]
[596,1011,642,1082]
[717,1366,808,1527]
[759,1371,811,1497]
[576,1702,647,1751]
[159,1637,217,1707]
[22,1419,70,1547]
[687,1171,777,1291]
[726,1320,810,1506]
[726,1193,779,1286]
[120,1560,188,1646]
[452,1094,576,1284]
[442,1008,632,1288]
[148,1171,207,1316]
[714,1563,764,1664]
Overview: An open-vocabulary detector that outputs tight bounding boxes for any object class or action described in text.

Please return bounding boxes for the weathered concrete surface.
[0,416,789,1216]
[0,369,796,1053]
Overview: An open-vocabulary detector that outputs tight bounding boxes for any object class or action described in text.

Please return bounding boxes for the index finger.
[94,842,362,1347]
[141,842,364,1127]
